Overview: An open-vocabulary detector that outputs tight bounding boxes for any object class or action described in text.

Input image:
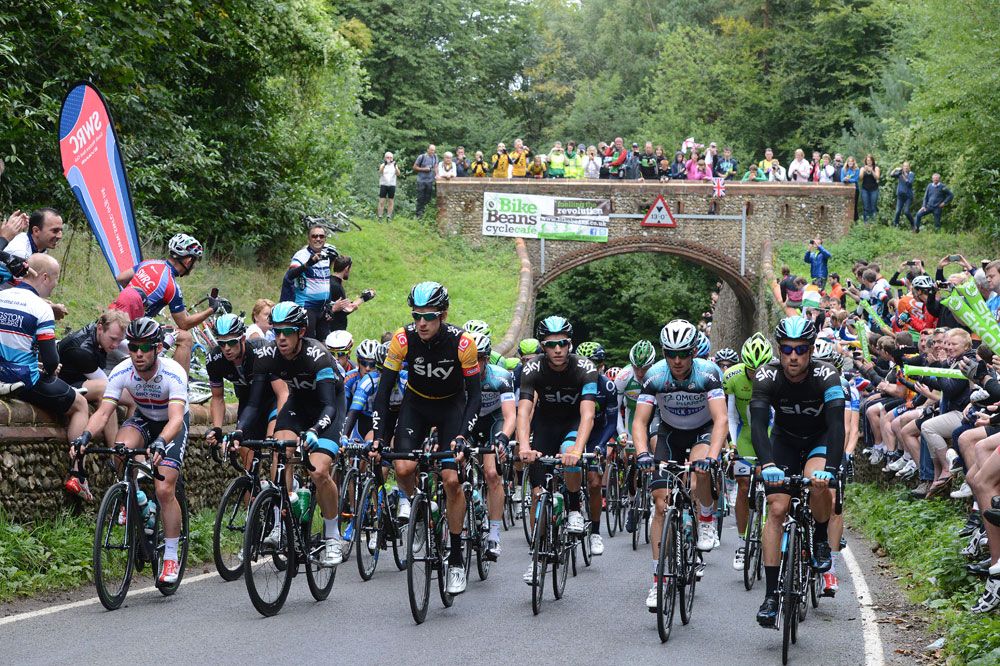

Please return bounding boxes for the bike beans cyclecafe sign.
[481,192,611,242]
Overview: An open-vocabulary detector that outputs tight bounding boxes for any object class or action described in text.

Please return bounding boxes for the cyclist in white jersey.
[71,317,189,584]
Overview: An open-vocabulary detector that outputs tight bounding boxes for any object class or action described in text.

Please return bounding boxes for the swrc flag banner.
[59,82,142,282]
[481,192,610,242]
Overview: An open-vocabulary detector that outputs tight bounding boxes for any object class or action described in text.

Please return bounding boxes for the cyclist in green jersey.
[464,319,518,371]
[722,332,774,570]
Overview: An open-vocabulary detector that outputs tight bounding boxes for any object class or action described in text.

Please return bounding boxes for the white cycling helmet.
[463,319,491,337]
[356,338,380,362]
[167,233,203,259]
[325,330,354,353]
[813,338,838,362]
[660,319,698,352]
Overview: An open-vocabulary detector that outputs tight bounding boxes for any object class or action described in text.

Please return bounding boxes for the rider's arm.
[707,396,729,460]
[309,371,340,436]
[573,399,596,454]
[459,372,482,439]
[235,373,268,432]
[515,397,535,450]
[170,307,214,331]
[371,367,398,443]
[271,377,288,413]
[37,337,59,377]
[631,402,654,456]
[749,402,774,466]
[593,387,619,448]
[115,268,134,288]
[727,394,740,443]
[499,395,517,438]
[823,398,847,474]
[209,386,226,428]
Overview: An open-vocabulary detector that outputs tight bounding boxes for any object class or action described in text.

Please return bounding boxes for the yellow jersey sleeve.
[384,327,408,372]
[457,332,480,377]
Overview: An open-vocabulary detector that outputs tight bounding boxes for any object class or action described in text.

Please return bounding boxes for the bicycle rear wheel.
[304,499,337,601]
[406,495,431,624]
[656,509,679,643]
[531,500,550,615]
[214,476,252,581]
[244,487,294,617]
[605,462,618,537]
[355,477,380,581]
[743,487,761,591]
[154,482,189,596]
[552,520,569,600]
[521,475,533,546]
[781,525,799,665]
[435,503,454,609]
[338,468,358,561]
[93,483,134,611]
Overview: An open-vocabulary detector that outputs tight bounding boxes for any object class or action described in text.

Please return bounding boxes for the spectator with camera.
[914,173,954,232]
[377,151,401,223]
[413,144,439,217]
[326,254,375,333]
[283,224,337,339]
[890,162,916,228]
[804,237,832,289]
[490,142,511,178]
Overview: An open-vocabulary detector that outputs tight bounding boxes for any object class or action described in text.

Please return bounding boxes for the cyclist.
[337,337,378,438]
[325,329,355,377]
[750,316,845,627]
[110,233,218,372]
[342,341,407,443]
[230,302,348,567]
[464,319,518,371]
[632,319,729,610]
[466,331,516,561]
[715,347,739,374]
[721,332,774,570]
[695,331,712,360]
[204,314,288,468]
[617,340,658,533]
[71,317,189,584]
[281,225,337,340]
[516,316,599,584]
[371,282,482,595]
[576,341,619,557]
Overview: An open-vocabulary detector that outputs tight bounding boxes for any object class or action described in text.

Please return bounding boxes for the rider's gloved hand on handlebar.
[149,437,167,465]
[692,458,712,473]
[207,426,224,447]
[761,465,785,485]
[301,429,320,453]
[811,469,834,486]
[637,452,654,470]
[227,429,244,448]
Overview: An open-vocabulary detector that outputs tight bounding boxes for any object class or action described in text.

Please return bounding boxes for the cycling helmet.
[695,331,711,359]
[536,315,572,339]
[469,330,492,357]
[519,338,540,355]
[356,338,380,362]
[325,329,354,354]
[911,274,936,292]
[774,315,817,343]
[741,333,774,370]
[408,281,449,310]
[374,342,389,368]
[606,366,622,381]
[715,347,739,365]
[576,341,606,362]
[269,301,309,329]
[629,340,657,369]
[463,319,491,337]
[831,352,845,371]
[126,317,162,344]
[660,319,698,351]
[212,313,246,339]
[813,338,837,362]
[167,233,203,259]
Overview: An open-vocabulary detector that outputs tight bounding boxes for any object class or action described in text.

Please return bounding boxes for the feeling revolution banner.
[482,192,611,242]
[59,82,142,281]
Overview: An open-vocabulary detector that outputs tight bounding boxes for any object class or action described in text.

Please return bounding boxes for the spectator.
[890,161,916,228]
[786,276,807,309]
[828,273,846,307]
[914,173,954,232]
[841,155,860,221]
[490,142,510,178]
[704,142,719,173]
[412,144,438,217]
[804,237,832,289]
[778,265,796,302]
[377,151,401,223]
[527,154,547,178]
[583,146,602,179]
[1,207,64,293]
[789,149,812,182]
[597,141,610,178]
[637,142,658,180]
[690,159,713,180]
[605,137,627,179]
[246,298,275,341]
[469,150,489,178]
[714,147,739,180]
[284,224,336,339]
[859,154,881,224]
[685,149,702,180]
[565,141,584,179]
[985,260,1000,318]
[669,151,687,179]
[831,153,845,183]
[326,254,375,333]
[454,147,469,177]
[547,142,566,178]
[623,142,641,180]
[741,164,767,182]
[758,148,776,177]
[436,151,457,180]
[510,138,531,178]
[817,154,836,183]
[768,158,787,182]
[0,210,28,253]
[809,150,823,182]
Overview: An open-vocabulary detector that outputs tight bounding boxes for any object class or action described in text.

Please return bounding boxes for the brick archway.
[534,235,756,328]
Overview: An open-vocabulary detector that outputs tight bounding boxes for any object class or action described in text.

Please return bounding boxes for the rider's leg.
[804,455,833,536]
[588,468,603,533]
[483,453,504,542]
[762,492,791,596]
[171,329,193,375]
[308,451,340,533]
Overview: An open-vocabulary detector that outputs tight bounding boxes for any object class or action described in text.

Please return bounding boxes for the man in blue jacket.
[804,238,832,290]
[913,173,954,232]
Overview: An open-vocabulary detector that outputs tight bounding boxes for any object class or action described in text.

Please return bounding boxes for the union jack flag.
[712,178,726,198]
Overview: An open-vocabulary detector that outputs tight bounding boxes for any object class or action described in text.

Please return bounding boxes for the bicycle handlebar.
[80,444,165,481]
[379,450,458,463]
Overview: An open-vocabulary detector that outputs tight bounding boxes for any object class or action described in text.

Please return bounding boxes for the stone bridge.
[436,179,855,350]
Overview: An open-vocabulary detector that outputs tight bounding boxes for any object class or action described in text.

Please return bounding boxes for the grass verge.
[847,483,1000,665]
[51,215,520,343]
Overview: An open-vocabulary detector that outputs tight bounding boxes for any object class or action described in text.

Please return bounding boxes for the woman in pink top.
[685,149,702,179]
[691,159,713,180]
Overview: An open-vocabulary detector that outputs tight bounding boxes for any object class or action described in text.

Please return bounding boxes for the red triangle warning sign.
[641,195,676,227]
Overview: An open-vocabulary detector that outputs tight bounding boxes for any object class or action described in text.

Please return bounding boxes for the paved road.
[4,517,875,665]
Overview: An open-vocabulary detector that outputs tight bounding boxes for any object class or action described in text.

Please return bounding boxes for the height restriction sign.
[640,195,676,227]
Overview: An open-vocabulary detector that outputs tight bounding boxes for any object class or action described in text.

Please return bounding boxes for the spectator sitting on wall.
[437,151,458,180]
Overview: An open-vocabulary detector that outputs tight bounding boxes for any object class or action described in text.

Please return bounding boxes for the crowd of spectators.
[770,250,1000,614]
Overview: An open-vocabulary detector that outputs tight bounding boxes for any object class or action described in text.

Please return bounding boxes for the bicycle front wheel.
[214,475,253,581]
[679,508,697,625]
[605,462,618,537]
[552,519,569,600]
[530,500,550,615]
[656,508,679,643]
[406,495,431,624]
[243,487,293,617]
[521,474,533,546]
[305,513,337,601]
[355,477,380,581]
[93,483,134,611]
[781,525,799,665]
[338,468,358,561]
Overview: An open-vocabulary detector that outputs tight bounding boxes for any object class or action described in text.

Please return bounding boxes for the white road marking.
[842,544,886,666]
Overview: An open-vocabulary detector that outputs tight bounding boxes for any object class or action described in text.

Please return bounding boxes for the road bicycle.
[603,444,626,537]
[742,457,766,591]
[80,443,190,611]
[303,210,362,235]
[336,440,371,561]
[630,467,652,551]
[652,461,701,643]
[210,440,269,581]
[460,444,493,582]
[352,450,407,581]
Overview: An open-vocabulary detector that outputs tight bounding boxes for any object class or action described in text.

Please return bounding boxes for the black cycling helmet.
[126,317,162,344]
[715,347,739,365]
[536,315,573,339]
[269,301,309,329]
[375,342,389,368]
[408,281,449,310]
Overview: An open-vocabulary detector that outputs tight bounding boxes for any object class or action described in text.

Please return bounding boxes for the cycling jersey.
[480,363,516,417]
[125,260,186,317]
[207,338,273,404]
[588,373,619,450]
[287,247,331,311]
[749,360,846,472]
[0,283,56,386]
[349,369,408,415]
[0,233,41,287]
[614,364,644,435]
[637,358,725,431]
[105,356,189,421]
[841,375,860,412]
[518,354,599,418]
[723,363,755,457]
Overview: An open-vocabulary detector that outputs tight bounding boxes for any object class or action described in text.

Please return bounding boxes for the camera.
[361,288,375,302]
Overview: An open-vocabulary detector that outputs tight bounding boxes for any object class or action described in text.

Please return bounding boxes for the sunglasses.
[664,349,692,359]
[779,344,812,356]
[358,360,376,368]
[542,338,571,349]
[217,338,242,348]
[411,311,443,322]
[127,342,157,353]
[273,327,301,337]
[310,233,327,239]
[334,350,352,357]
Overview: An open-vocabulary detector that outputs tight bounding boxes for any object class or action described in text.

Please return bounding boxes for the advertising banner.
[481,192,610,242]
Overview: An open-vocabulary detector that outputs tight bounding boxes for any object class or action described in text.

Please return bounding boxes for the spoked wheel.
[462,494,475,578]
[213,476,253,581]
[405,495,431,624]
[475,490,491,581]
[530,501,550,615]
[435,505,454,609]
[809,569,821,609]
[521,475,533,546]
[798,542,810,622]
[781,526,799,665]
[305,510,337,601]
[580,521,592,568]
[390,512,406,571]
[355,477,380,581]
[552,521,570,600]
[93,483,135,611]
[605,462,619,537]
[643,477,652,545]
[338,468,358,561]
[243,487,294,617]
[631,494,642,552]
[679,509,697,625]
[153,482,189,597]
[656,508,679,643]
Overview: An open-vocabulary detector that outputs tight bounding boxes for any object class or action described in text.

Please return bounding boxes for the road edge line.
[842,543,886,666]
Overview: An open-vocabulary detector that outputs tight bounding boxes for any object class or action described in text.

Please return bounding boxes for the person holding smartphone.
[377,151,401,222]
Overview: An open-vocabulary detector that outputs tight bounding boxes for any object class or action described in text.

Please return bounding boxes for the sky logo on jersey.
[412,358,454,380]
[778,404,824,416]
[543,391,579,404]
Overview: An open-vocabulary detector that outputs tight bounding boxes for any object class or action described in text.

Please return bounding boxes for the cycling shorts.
[236,398,277,441]
[470,410,504,452]
[766,428,827,496]
[650,422,712,492]
[378,185,396,199]
[528,413,579,488]
[16,375,78,414]
[122,412,190,470]
[392,392,466,470]
[108,286,145,321]
[274,402,339,460]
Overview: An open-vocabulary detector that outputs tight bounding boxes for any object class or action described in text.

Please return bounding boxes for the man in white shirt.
[377,151,401,222]
[788,149,812,183]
